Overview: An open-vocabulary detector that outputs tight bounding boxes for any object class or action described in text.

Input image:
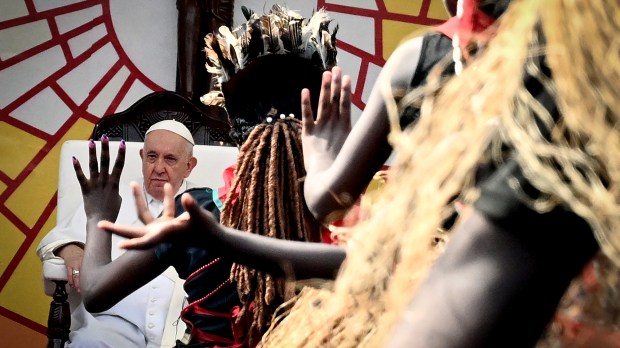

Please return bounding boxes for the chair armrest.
[43,257,68,296]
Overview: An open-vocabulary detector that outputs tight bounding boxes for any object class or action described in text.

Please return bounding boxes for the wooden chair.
[44,92,238,347]
[91,91,233,145]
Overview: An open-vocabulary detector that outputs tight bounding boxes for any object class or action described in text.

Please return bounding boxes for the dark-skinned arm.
[183,195,347,280]
[75,137,168,313]
[102,191,347,281]
[301,37,424,223]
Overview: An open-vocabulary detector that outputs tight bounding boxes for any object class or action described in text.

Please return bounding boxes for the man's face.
[140,130,197,201]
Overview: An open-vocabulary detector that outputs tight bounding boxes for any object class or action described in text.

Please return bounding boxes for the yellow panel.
[0,210,57,327]
[0,180,6,196]
[0,122,46,180]
[384,0,422,16]
[0,314,48,348]
[4,118,94,228]
[428,0,451,20]
[383,20,431,60]
[0,214,25,276]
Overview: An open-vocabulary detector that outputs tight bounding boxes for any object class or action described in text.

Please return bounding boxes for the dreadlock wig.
[201,5,338,346]
[259,0,620,347]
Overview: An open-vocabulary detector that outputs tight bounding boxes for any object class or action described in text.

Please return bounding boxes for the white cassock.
[37,179,192,348]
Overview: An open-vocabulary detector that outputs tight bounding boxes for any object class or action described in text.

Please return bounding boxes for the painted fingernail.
[72,156,78,165]
[101,134,108,142]
[120,139,126,149]
[89,139,95,148]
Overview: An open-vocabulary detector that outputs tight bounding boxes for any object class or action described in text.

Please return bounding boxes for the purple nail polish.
[102,134,109,142]
[120,139,126,149]
[89,139,95,148]
[72,156,78,165]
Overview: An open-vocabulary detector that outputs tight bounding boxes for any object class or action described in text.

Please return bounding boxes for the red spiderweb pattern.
[0,0,164,337]
[317,0,445,114]
[0,0,445,338]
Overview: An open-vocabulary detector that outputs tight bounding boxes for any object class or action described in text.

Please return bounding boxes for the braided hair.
[221,117,320,345]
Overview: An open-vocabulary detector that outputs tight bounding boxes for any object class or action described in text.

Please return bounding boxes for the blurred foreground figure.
[259,0,620,347]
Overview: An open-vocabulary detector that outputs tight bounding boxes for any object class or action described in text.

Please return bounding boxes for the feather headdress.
[200,5,338,143]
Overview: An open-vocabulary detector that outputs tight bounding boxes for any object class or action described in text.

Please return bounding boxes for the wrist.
[55,243,84,259]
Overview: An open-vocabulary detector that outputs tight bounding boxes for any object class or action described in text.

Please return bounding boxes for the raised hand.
[301,66,352,176]
[98,183,222,250]
[73,136,125,222]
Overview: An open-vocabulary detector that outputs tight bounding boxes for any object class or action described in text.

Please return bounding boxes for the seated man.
[37,120,198,347]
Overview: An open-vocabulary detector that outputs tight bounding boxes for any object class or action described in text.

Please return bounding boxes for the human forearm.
[303,106,392,223]
[81,217,160,313]
[80,217,113,307]
[207,224,346,280]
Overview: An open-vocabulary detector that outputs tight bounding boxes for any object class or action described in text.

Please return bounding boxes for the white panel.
[57,42,118,105]
[326,0,378,10]
[334,50,362,94]
[362,62,382,105]
[54,4,102,34]
[0,20,52,60]
[10,87,72,135]
[233,1,319,27]
[87,67,130,118]
[330,12,375,55]
[0,1,28,22]
[0,46,65,109]
[109,0,177,91]
[67,23,106,58]
[34,0,84,12]
[114,80,153,113]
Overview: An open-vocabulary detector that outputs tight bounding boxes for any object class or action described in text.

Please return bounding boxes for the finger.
[131,181,154,224]
[301,88,315,134]
[73,270,81,293]
[340,74,353,129]
[181,192,199,214]
[73,157,89,195]
[100,135,110,183]
[116,217,187,249]
[182,193,217,226]
[117,235,160,250]
[315,70,333,125]
[66,266,75,289]
[162,183,176,218]
[88,139,99,181]
[110,139,126,180]
[98,220,148,239]
[330,67,342,116]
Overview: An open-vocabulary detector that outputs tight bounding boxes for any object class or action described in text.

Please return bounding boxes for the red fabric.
[554,314,620,347]
[180,258,243,347]
[218,164,238,204]
[435,0,495,55]
[229,302,254,347]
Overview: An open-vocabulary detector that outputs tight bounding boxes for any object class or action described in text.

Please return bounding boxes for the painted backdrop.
[0,0,448,345]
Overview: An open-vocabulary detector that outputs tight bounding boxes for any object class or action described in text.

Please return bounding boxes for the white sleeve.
[36,204,87,261]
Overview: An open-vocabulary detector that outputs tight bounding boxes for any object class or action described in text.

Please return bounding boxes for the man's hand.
[56,244,84,292]
[301,66,352,177]
[73,136,125,222]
